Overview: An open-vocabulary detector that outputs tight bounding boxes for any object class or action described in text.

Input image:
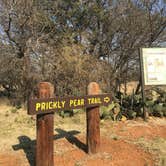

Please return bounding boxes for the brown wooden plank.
[86,82,100,154]
[36,82,54,166]
[28,94,112,115]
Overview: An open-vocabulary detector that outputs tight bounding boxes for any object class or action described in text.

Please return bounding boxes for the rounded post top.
[38,82,52,87]
[38,82,54,98]
[88,82,100,95]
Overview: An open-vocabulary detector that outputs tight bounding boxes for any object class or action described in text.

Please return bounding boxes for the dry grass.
[135,137,166,166]
[0,98,86,152]
[0,98,36,152]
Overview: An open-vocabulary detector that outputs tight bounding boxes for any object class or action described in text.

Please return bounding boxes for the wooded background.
[0,0,166,102]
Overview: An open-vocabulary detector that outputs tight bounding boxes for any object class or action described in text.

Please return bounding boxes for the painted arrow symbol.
[104,97,110,103]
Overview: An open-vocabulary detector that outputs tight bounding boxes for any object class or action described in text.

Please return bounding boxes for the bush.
[58,108,84,118]
[152,104,164,117]
[100,103,114,119]
[10,108,18,113]
[100,102,122,120]
[113,88,166,120]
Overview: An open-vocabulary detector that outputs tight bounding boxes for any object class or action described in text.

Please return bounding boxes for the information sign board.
[141,48,166,85]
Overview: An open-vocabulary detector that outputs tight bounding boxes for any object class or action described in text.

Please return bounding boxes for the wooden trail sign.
[28,94,112,115]
[28,81,112,166]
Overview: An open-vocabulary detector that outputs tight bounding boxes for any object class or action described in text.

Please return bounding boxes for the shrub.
[100,103,115,120]
[10,108,18,113]
[59,110,74,118]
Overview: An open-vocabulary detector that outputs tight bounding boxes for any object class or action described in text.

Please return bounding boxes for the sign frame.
[141,48,166,86]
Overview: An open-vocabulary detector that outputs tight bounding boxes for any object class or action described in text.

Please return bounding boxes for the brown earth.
[0,98,165,166]
[110,118,166,140]
[0,116,165,166]
[0,136,155,166]
[53,136,155,166]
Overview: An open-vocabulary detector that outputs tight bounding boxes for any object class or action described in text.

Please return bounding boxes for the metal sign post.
[139,49,147,120]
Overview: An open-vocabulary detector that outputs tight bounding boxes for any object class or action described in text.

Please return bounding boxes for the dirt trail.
[1,117,165,166]
[53,136,155,166]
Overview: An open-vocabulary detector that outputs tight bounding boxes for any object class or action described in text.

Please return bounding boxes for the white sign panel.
[141,48,166,85]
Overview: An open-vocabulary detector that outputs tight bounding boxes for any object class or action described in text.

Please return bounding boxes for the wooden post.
[36,82,54,166]
[86,82,100,154]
